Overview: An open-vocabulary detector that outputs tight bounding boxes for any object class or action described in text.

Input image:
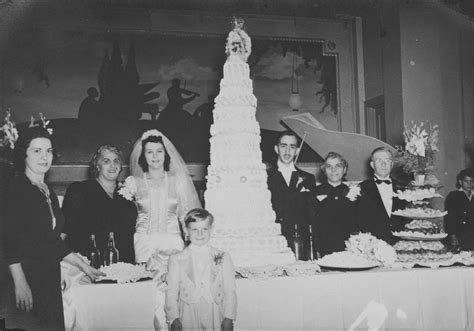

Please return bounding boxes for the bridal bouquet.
[395,121,439,176]
[345,233,396,267]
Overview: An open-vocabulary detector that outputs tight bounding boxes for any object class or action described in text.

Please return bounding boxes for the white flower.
[346,184,361,201]
[0,110,18,149]
[296,176,304,187]
[118,176,138,201]
[300,187,309,193]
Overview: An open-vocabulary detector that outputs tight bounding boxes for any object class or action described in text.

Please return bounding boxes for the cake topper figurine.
[225,17,252,62]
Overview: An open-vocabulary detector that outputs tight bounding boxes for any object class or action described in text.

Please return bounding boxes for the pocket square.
[316,194,328,201]
[300,187,310,193]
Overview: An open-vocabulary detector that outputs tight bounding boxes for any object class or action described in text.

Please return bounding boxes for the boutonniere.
[345,184,361,202]
[296,176,304,187]
[300,187,310,193]
[316,194,328,201]
[214,252,225,266]
[118,176,137,201]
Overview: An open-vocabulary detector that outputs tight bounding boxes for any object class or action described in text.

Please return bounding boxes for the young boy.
[165,208,237,331]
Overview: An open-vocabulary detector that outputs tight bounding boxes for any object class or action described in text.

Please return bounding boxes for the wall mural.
[2,29,338,164]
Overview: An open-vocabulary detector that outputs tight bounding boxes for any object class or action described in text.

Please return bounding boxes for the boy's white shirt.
[189,243,213,303]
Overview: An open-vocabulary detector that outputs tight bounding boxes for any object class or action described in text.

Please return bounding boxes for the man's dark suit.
[357,177,407,244]
[267,164,316,256]
[445,190,474,250]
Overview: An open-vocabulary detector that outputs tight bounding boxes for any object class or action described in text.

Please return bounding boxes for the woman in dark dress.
[61,144,137,263]
[444,168,474,250]
[4,127,103,330]
[311,152,359,257]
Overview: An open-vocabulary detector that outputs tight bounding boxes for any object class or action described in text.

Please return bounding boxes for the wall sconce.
[289,51,302,111]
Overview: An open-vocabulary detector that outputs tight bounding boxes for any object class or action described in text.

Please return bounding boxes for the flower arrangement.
[214,252,225,266]
[345,183,361,201]
[29,112,53,135]
[345,233,397,267]
[0,110,19,150]
[118,176,138,201]
[395,121,439,176]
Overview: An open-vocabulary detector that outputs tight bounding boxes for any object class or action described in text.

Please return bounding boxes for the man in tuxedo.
[357,147,407,244]
[267,131,316,259]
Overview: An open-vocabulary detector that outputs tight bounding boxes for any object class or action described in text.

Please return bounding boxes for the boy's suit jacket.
[165,246,237,323]
[357,177,407,244]
[267,164,316,242]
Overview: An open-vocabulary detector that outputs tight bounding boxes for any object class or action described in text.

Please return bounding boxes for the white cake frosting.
[205,21,295,267]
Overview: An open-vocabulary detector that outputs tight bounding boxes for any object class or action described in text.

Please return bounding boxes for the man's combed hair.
[275,130,300,146]
[456,168,474,188]
[370,146,393,160]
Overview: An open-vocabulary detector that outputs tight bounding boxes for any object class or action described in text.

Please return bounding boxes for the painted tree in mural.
[96,40,160,122]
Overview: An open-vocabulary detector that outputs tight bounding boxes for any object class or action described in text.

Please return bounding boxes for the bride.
[122,129,201,264]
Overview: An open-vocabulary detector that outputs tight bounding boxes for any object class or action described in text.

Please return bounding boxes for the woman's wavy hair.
[138,135,170,172]
[320,151,349,174]
[89,144,123,178]
[13,127,54,173]
[456,168,474,188]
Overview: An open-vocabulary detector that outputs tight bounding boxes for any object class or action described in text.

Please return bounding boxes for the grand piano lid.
[282,112,396,181]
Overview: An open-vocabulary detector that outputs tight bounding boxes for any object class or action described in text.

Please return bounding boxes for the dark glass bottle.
[308,224,315,261]
[104,232,119,266]
[88,234,102,268]
[291,224,304,261]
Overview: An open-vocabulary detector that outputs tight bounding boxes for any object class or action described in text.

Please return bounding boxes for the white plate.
[392,210,447,219]
[392,232,448,241]
[316,261,380,271]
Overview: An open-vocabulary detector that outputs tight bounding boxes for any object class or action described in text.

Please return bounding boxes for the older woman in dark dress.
[61,144,137,263]
[4,127,103,330]
[311,152,359,257]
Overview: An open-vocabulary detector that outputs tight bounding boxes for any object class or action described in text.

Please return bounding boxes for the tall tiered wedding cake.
[206,19,295,267]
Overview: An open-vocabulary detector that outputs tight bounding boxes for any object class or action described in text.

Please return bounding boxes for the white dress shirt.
[375,176,393,216]
[189,243,213,303]
[277,160,297,186]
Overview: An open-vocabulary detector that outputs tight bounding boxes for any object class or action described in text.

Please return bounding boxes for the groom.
[267,131,316,259]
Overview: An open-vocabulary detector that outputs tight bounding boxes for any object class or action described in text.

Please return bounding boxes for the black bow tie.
[375,178,392,185]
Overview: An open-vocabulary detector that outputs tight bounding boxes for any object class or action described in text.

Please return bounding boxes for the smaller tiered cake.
[394,241,452,262]
[394,220,452,262]
[393,219,446,238]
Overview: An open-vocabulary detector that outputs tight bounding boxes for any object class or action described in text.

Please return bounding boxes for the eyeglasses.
[373,158,393,165]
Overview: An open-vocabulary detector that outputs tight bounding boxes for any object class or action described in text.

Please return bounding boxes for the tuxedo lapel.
[289,171,299,190]
[270,166,291,189]
[367,180,389,218]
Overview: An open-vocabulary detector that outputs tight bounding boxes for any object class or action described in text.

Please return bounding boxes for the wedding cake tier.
[205,20,294,267]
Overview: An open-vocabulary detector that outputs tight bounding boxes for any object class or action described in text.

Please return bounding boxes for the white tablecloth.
[64,267,474,330]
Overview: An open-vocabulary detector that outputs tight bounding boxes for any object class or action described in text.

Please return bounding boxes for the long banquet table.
[63,266,474,330]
